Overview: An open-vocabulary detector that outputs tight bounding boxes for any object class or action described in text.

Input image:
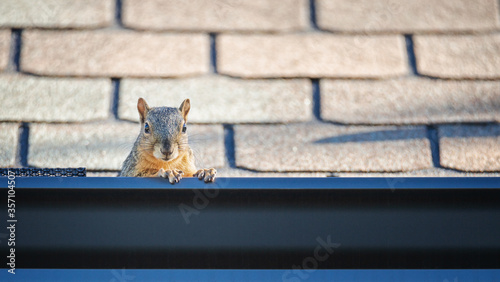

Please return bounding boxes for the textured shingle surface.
[29,123,225,170]
[439,124,500,172]
[336,169,500,177]
[218,34,408,78]
[234,124,432,172]
[21,31,209,77]
[0,75,111,122]
[217,167,328,177]
[188,125,226,169]
[0,123,18,167]
[123,0,308,32]
[317,0,500,33]
[0,0,113,28]
[0,30,10,71]
[0,1,498,177]
[119,76,312,123]
[29,123,138,170]
[321,78,500,124]
[415,35,500,79]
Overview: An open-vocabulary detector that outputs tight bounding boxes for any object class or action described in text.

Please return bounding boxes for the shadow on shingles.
[438,124,500,138]
[313,125,500,144]
[313,128,426,144]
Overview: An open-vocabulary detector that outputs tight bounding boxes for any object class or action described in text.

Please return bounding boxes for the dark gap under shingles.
[16,122,29,167]
[115,0,124,27]
[8,29,22,72]
[223,124,236,168]
[312,79,322,121]
[309,0,319,30]
[404,34,418,76]
[111,78,120,120]
[427,125,442,168]
[210,33,218,74]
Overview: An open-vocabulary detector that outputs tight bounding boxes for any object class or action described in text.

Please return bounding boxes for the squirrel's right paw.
[158,168,184,184]
[194,168,217,183]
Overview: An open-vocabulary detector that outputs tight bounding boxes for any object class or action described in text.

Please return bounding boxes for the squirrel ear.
[137,98,150,124]
[179,99,190,121]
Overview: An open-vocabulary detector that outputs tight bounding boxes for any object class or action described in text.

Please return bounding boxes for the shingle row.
[1,0,498,32]
[1,123,495,173]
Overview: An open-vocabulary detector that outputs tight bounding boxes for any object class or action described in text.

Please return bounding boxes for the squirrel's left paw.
[158,168,184,184]
[194,168,217,183]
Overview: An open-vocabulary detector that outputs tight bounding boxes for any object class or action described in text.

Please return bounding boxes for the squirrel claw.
[158,168,184,184]
[194,168,217,183]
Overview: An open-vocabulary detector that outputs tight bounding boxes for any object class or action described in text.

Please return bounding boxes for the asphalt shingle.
[218,34,408,78]
[0,1,499,177]
[415,35,500,79]
[336,168,500,177]
[0,30,10,71]
[21,30,209,77]
[317,0,500,33]
[188,125,226,169]
[123,0,308,32]
[29,123,224,171]
[29,123,138,170]
[321,78,500,124]
[119,76,312,123]
[0,123,18,167]
[439,124,500,172]
[0,0,113,28]
[217,167,328,177]
[0,75,111,122]
[234,124,432,172]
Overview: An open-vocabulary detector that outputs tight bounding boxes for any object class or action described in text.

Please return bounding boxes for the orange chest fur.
[135,152,195,177]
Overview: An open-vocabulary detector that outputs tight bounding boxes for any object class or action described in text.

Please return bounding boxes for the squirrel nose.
[161,148,174,157]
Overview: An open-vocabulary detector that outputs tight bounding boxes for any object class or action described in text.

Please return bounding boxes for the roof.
[0,0,499,177]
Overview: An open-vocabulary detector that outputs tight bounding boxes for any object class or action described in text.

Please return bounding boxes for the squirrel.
[119,98,217,184]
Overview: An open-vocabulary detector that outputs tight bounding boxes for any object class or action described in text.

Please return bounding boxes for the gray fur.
[119,106,187,177]
[147,107,185,151]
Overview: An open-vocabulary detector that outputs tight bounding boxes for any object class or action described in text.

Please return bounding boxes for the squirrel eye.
[182,123,187,133]
[144,122,150,134]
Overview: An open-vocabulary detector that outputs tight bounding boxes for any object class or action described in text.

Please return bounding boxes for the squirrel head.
[136,98,190,162]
